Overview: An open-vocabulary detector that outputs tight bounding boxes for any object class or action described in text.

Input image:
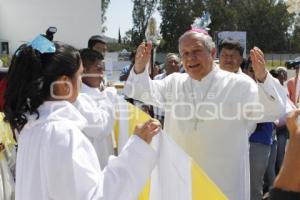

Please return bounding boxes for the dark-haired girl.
[4,36,159,200]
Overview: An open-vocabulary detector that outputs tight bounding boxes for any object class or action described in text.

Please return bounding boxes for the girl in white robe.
[3,37,160,200]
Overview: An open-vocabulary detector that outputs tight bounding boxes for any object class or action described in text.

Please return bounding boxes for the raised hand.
[273,109,300,191]
[134,118,161,144]
[250,46,267,82]
[286,109,300,144]
[134,42,152,74]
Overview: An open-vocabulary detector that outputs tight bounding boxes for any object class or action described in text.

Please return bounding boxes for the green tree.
[158,0,205,52]
[241,1,292,52]
[206,0,239,34]
[123,29,133,44]
[207,0,293,52]
[107,42,134,52]
[157,0,294,53]
[291,25,300,52]
[131,0,158,47]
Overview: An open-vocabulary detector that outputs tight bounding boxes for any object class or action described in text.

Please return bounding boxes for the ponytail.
[4,41,80,132]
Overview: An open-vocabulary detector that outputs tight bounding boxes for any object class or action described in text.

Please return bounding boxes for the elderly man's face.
[179,34,215,81]
[219,48,243,73]
[165,55,180,75]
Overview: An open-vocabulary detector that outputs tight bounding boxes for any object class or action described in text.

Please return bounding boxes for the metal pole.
[150,48,154,79]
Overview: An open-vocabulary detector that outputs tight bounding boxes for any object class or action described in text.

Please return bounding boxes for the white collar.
[191,64,218,86]
[81,83,101,95]
[236,68,243,74]
[24,100,87,130]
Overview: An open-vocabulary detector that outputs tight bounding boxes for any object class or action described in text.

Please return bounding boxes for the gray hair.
[276,66,287,72]
[165,53,180,62]
[178,31,216,54]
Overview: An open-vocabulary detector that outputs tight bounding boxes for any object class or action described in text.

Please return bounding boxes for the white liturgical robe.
[15,101,157,200]
[123,65,288,200]
[74,83,117,169]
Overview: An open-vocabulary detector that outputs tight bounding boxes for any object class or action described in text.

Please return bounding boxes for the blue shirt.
[249,122,274,145]
[119,64,133,81]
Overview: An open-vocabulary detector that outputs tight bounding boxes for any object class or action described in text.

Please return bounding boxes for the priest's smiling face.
[179,32,216,81]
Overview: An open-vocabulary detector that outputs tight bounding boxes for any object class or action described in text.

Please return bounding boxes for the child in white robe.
[74,49,117,169]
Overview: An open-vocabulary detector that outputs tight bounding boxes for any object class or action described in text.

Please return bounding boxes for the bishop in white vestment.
[123,30,288,200]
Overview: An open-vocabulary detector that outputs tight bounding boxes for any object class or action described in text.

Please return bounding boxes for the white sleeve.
[74,94,115,140]
[100,135,157,199]
[256,73,290,121]
[242,73,288,125]
[276,99,295,127]
[47,128,157,200]
[103,87,118,105]
[123,67,172,109]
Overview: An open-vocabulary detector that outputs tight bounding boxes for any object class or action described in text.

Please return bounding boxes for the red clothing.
[0,79,7,111]
[287,77,297,105]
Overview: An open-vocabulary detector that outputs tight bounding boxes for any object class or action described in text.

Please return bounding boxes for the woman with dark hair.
[4,35,160,200]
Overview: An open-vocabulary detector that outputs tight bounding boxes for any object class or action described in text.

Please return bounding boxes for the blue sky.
[104,0,161,39]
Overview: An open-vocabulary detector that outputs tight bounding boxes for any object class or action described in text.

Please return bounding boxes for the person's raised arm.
[123,42,173,109]
[248,47,287,122]
[269,109,300,199]
[134,42,152,74]
[273,109,300,191]
[49,119,160,200]
[250,47,267,83]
